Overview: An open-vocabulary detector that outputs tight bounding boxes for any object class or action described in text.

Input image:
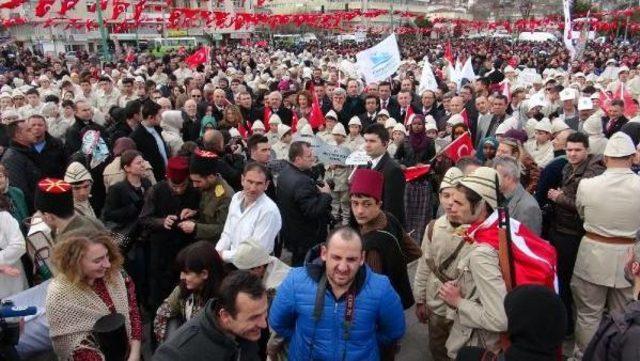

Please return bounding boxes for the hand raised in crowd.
[163,215,178,230]
[177,220,196,234]
[438,281,462,309]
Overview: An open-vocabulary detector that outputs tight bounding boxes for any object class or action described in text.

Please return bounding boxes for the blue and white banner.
[356,34,401,84]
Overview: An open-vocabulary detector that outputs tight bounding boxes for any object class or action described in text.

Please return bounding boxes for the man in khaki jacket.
[414,166,471,361]
[439,167,508,359]
[572,132,640,358]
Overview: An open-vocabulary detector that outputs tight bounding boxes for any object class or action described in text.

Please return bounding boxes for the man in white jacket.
[216,163,282,262]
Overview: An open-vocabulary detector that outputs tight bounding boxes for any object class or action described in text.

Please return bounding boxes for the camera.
[0,300,37,360]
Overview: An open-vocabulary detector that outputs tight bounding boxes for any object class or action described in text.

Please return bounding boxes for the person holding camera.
[46,231,142,361]
[277,141,332,266]
[139,156,201,313]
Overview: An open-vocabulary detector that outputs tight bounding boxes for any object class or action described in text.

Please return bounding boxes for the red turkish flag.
[614,83,639,118]
[133,0,147,21]
[111,1,129,20]
[402,106,414,126]
[444,41,454,65]
[58,0,80,15]
[307,82,325,129]
[0,0,25,9]
[404,164,431,182]
[184,46,209,69]
[291,111,299,133]
[263,107,272,123]
[35,0,54,17]
[460,108,470,128]
[443,131,474,162]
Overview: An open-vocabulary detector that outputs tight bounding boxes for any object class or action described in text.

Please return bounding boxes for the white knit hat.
[252,120,266,131]
[231,238,272,270]
[64,161,93,184]
[277,123,292,139]
[299,124,313,136]
[495,122,512,136]
[377,109,390,118]
[459,167,500,209]
[551,119,571,134]
[447,114,465,126]
[582,115,603,136]
[440,166,464,190]
[604,132,635,157]
[331,123,347,137]
[425,122,438,132]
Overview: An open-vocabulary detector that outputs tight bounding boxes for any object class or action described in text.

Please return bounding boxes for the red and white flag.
[403,164,431,182]
[500,81,511,103]
[442,131,474,162]
[307,82,325,129]
[184,46,210,69]
[467,211,558,290]
[615,83,639,118]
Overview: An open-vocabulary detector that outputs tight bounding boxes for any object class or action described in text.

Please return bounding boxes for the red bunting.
[58,0,80,16]
[0,0,25,9]
[111,1,129,20]
[35,0,55,17]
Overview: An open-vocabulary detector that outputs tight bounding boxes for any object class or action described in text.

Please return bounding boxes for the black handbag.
[92,313,128,361]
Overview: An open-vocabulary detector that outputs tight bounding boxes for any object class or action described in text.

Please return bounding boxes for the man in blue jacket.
[268,227,405,361]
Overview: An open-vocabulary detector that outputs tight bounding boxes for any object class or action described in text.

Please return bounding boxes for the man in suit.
[494,156,542,235]
[417,90,444,124]
[268,91,293,126]
[378,81,399,115]
[601,99,629,138]
[395,90,418,125]
[362,123,405,225]
[475,96,494,147]
[483,95,509,138]
[130,100,169,181]
[313,80,332,115]
[357,95,379,130]
[344,79,365,118]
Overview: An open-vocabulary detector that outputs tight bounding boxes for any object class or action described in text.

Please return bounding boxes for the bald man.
[202,129,243,191]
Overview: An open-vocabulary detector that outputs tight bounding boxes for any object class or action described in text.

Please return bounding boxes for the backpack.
[583,303,640,361]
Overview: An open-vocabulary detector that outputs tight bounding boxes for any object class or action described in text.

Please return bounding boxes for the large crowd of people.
[1,34,640,361]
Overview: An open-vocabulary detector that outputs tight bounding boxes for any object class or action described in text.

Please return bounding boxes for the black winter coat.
[276,162,332,253]
[33,133,66,178]
[0,141,41,214]
[370,153,406,226]
[102,178,152,230]
[130,125,169,182]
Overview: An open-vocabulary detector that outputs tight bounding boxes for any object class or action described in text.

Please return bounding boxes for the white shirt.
[370,153,385,169]
[216,192,282,262]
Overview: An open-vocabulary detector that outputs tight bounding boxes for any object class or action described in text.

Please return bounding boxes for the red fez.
[166,156,189,183]
[349,169,384,202]
[34,178,74,217]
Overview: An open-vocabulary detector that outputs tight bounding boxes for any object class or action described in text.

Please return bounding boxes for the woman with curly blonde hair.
[46,231,142,361]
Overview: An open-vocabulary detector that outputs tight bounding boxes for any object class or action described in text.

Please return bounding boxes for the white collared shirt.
[215,192,282,262]
[370,153,385,169]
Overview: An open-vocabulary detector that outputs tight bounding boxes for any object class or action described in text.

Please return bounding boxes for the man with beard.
[268,227,405,361]
[140,156,200,313]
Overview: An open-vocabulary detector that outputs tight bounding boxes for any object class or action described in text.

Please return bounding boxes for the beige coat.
[102,156,157,191]
[414,216,473,317]
[445,243,508,359]
[272,141,290,161]
[346,134,365,152]
[574,168,640,288]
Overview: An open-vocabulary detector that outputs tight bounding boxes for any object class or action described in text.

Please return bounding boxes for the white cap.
[534,118,552,133]
[574,72,585,78]
[577,97,593,111]
[504,65,516,74]
[377,109,390,118]
[606,58,617,65]
[447,113,465,126]
[299,124,313,136]
[11,89,24,98]
[331,123,347,136]
[424,115,436,125]
[560,88,575,102]
[583,115,603,136]
[0,85,12,93]
[0,92,10,99]
[297,117,309,129]
[425,122,438,132]
[231,239,272,270]
[251,120,265,131]
[385,117,398,128]
[528,94,546,108]
[325,110,338,120]
[392,123,407,135]
[277,123,292,139]
[229,127,241,138]
[590,92,600,100]
[604,132,636,157]
[495,122,513,135]
[268,114,282,125]
[64,161,93,184]
[551,119,571,134]
[348,116,362,126]
[618,66,630,75]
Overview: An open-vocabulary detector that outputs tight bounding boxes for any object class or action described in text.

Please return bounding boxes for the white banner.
[293,135,353,165]
[356,34,401,84]
[563,0,576,59]
[417,58,438,95]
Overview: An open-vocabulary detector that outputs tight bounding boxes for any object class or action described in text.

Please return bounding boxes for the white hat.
[0,85,12,93]
[495,122,512,136]
[268,114,282,125]
[424,115,436,124]
[577,97,594,111]
[459,167,500,209]
[331,123,347,136]
[299,124,313,136]
[392,123,407,135]
[11,89,24,98]
[618,66,630,75]
[504,65,516,74]
[534,118,552,133]
[574,72,585,78]
[1,109,19,124]
[528,94,546,108]
[64,162,92,184]
[590,93,600,100]
[604,132,636,157]
[229,127,241,138]
[277,123,292,139]
[385,117,398,128]
[560,88,575,102]
[425,122,438,132]
[231,238,272,270]
[606,58,617,65]
[377,109,390,118]
[348,116,362,126]
[134,76,145,83]
[440,166,464,190]
[325,110,338,120]
[447,114,465,126]
[551,119,571,134]
[582,115,603,136]
[0,92,11,99]
[252,120,265,131]
[296,117,309,129]
[38,75,50,82]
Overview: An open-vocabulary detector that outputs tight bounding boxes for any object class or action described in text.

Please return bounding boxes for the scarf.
[409,128,430,153]
[81,130,109,169]
[199,116,217,137]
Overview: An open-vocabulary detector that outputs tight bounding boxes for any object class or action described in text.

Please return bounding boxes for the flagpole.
[95,0,110,62]
[427,130,472,163]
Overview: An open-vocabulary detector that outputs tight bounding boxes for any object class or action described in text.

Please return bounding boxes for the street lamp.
[95,0,111,61]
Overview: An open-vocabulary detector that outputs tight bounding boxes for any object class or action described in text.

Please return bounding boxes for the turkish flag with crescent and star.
[185,46,210,69]
[35,0,55,17]
[443,131,474,163]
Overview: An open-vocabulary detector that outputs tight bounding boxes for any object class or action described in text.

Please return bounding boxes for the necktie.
[366,161,373,169]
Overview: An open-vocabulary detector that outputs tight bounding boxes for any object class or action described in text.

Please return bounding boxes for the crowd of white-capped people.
[1,34,640,361]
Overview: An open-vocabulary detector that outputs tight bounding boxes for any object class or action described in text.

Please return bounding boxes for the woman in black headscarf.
[456,285,567,361]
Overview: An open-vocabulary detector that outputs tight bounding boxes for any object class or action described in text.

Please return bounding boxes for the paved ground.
[398,261,432,361]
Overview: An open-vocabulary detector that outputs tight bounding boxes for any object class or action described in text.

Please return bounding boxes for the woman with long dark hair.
[153,241,226,343]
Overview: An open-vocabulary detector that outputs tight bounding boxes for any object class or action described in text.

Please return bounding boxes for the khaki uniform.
[272,141,290,160]
[445,243,508,359]
[93,88,121,115]
[413,216,473,361]
[572,168,640,354]
[346,134,365,152]
[194,178,233,243]
[266,131,279,145]
[325,160,350,225]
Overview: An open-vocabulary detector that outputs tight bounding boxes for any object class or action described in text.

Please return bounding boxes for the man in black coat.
[268,91,293,126]
[130,100,169,182]
[378,81,400,116]
[0,118,40,214]
[357,95,379,130]
[601,99,629,138]
[154,272,267,361]
[65,100,107,158]
[29,115,66,178]
[277,141,332,266]
[362,123,405,226]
